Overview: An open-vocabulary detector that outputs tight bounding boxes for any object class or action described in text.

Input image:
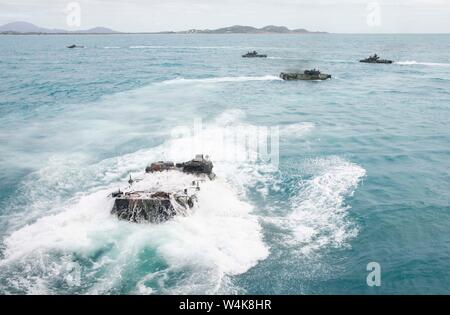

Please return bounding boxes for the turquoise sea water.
[0,34,449,294]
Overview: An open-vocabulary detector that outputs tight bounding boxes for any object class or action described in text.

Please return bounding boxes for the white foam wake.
[0,109,273,294]
[1,178,268,294]
[396,60,450,67]
[266,156,366,256]
[289,157,365,254]
[160,75,282,85]
[129,45,259,50]
[267,56,305,61]
[129,45,165,49]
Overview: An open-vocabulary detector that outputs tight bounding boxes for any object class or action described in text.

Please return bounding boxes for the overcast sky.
[0,0,449,33]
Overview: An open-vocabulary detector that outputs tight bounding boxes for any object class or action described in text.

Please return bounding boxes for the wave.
[280,122,315,138]
[288,157,365,254]
[396,60,450,67]
[212,109,247,126]
[266,156,366,256]
[160,75,282,85]
[103,46,121,49]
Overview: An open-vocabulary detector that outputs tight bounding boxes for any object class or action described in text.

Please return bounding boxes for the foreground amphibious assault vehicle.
[280,69,332,81]
[110,155,215,223]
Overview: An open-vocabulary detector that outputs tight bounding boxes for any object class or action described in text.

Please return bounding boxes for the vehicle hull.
[280,72,331,81]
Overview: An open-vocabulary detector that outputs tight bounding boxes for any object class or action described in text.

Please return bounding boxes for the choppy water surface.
[0,34,449,294]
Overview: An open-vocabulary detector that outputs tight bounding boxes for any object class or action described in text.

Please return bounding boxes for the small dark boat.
[280,69,331,81]
[67,44,84,49]
[360,54,393,64]
[242,51,267,58]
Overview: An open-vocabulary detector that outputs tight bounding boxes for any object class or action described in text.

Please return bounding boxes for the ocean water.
[0,34,449,294]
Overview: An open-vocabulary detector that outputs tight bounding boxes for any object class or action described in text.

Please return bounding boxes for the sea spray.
[264,156,366,255]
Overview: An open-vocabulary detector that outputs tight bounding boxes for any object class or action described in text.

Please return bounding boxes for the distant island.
[168,25,326,34]
[0,22,326,35]
[0,22,118,34]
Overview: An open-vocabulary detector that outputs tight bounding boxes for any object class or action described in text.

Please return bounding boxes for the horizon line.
[1,21,449,35]
[1,32,450,35]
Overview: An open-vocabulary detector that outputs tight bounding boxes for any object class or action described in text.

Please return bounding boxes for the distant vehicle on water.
[242,50,267,58]
[280,69,331,81]
[67,44,85,49]
[360,54,393,64]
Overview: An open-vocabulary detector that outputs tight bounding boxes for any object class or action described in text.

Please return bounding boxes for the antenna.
[128,174,134,186]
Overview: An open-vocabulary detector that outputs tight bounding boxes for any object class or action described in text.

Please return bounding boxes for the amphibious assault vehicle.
[110,155,215,223]
[280,69,331,81]
[242,51,267,58]
[360,54,393,64]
